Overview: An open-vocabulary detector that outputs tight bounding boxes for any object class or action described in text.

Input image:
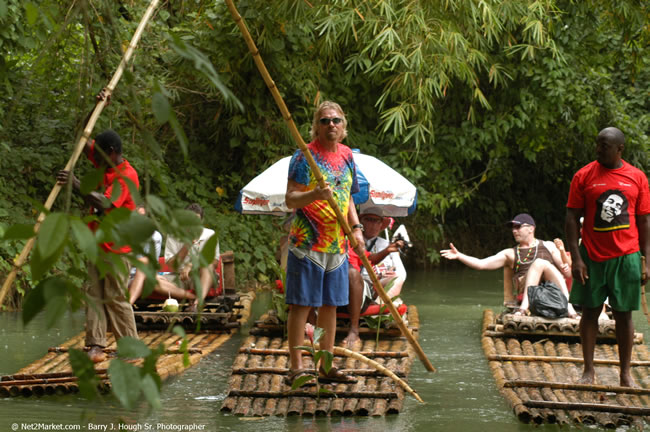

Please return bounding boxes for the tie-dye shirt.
[288,140,359,254]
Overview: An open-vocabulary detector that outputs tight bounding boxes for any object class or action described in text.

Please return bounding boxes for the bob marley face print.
[594,189,629,232]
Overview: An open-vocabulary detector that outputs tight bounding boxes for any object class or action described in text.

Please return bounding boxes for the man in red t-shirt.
[566,126,650,387]
[57,128,139,363]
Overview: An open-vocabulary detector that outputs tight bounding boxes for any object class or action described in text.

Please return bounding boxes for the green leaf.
[116,212,156,250]
[200,233,218,266]
[30,240,65,281]
[312,327,324,344]
[22,280,46,325]
[69,218,98,262]
[80,168,104,196]
[291,374,315,390]
[2,223,36,240]
[24,2,38,26]
[68,348,99,400]
[293,345,314,354]
[36,213,68,261]
[0,1,7,19]
[140,374,162,410]
[108,359,142,409]
[172,325,186,338]
[116,337,151,359]
[152,92,171,124]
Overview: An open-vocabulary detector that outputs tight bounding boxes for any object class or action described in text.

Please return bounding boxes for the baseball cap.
[507,213,535,227]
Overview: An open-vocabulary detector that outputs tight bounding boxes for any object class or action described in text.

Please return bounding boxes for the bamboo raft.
[0,292,255,398]
[482,309,650,428]
[220,304,420,416]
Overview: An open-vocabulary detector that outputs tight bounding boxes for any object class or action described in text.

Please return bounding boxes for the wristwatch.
[351,223,364,232]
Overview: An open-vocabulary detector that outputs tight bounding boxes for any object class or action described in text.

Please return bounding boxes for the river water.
[2,269,649,431]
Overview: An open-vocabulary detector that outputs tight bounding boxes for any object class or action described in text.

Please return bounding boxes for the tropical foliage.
[0,0,648,408]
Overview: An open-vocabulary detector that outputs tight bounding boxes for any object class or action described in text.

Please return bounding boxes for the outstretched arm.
[440,242,510,270]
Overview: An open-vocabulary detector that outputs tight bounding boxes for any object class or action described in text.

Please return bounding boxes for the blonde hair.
[310,101,348,141]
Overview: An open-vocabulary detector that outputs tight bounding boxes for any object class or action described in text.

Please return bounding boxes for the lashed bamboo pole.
[230,367,406,377]
[224,0,434,373]
[505,380,650,395]
[524,399,650,416]
[238,347,409,358]
[0,0,161,308]
[487,354,650,367]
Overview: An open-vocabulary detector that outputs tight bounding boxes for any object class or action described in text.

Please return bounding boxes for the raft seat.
[336,303,408,319]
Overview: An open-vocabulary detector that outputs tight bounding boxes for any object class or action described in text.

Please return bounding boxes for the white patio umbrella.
[235,150,417,217]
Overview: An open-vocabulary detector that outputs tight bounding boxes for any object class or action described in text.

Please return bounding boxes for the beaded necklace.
[514,239,538,273]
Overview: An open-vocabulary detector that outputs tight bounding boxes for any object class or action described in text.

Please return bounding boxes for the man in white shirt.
[343,206,407,347]
[162,203,220,310]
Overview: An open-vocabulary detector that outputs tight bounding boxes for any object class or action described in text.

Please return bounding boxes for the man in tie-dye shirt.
[284,101,365,387]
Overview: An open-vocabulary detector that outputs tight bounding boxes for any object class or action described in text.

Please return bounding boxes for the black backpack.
[528,281,569,319]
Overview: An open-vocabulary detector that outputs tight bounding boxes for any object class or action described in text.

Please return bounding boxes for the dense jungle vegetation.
[0,0,648,308]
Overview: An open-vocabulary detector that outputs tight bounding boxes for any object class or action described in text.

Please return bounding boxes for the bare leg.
[316,305,337,366]
[287,304,312,371]
[578,306,601,384]
[154,277,196,300]
[612,309,636,387]
[198,264,214,301]
[128,257,149,304]
[343,267,363,348]
[523,259,578,317]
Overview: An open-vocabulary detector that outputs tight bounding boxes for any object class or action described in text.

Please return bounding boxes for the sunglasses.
[511,224,531,230]
[319,117,343,126]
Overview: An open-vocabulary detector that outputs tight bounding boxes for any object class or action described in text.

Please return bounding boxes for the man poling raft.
[224,0,435,376]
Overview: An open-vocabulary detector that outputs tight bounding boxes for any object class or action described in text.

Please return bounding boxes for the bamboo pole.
[332,346,423,403]
[0,0,161,308]
[229,389,398,399]
[238,347,409,358]
[505,380,650,395]
[487,354,650,367]
[524,399,650,416]
[224,0,434,373]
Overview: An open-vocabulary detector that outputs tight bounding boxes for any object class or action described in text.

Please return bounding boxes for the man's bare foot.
[576,371,595,385]
[620,374,638,388]
[342,329,360,349]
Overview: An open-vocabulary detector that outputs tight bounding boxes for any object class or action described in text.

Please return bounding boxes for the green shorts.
[569,246,642,312]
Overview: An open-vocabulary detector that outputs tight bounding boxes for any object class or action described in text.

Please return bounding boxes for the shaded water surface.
[2,269,649,431]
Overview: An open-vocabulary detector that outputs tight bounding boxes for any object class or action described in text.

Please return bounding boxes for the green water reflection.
[2,269,649,431]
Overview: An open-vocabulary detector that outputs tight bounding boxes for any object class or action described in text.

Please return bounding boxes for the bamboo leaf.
[151,91,171,124]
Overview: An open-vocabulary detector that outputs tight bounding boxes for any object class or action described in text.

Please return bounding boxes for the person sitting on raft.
[440,213,578,318]
[127,205,198,305]
[161,203,220,311]
[342,206,407,347]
